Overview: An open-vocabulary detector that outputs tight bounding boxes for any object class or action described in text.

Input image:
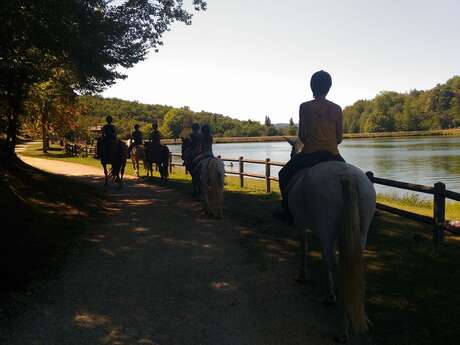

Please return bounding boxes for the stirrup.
[272,207,294,225]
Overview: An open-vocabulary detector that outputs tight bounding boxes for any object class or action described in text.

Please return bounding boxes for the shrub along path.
[2,153,339,345]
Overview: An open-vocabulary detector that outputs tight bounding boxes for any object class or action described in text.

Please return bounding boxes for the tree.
[1,0,207,156]
[160,108,194,138]
[23,69,78,152]
[343,77,460,133]
[264,116,272,127]
[288,117,297,135]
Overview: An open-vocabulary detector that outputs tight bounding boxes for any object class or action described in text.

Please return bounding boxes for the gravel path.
[2,151,340,345]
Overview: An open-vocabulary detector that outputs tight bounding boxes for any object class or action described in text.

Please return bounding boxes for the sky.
[102,0,460,123]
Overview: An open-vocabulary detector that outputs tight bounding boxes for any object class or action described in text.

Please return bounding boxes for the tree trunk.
[41,112,49,153]
[2,89,24,158]
[3,107,19,157]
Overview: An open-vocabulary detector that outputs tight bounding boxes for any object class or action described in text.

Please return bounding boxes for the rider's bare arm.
[336,106,343,144]
[298,103,306,144]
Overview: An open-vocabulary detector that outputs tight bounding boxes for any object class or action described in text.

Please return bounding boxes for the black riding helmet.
[192,123,200,132]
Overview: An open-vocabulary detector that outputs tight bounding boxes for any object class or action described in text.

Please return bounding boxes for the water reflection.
[169,136,460,194]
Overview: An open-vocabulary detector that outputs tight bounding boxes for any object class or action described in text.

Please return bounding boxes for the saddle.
[192,154,214,176]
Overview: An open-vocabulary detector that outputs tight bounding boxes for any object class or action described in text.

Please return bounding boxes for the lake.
[169,136,460,195]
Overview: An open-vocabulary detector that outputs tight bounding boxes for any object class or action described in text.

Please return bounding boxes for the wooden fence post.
[169,153,173,174]
[265,158,271,193]
[433,182,446,249]
[239,156,244,188]
[365,171,374,182]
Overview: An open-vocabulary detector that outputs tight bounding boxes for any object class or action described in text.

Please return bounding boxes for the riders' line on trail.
[2,153,339,345]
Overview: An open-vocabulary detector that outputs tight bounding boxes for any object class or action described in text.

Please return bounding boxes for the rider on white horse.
[192,124,214,188]
[274,70,345,225]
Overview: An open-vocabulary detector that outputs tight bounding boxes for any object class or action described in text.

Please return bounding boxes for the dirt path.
[2,153,340,345]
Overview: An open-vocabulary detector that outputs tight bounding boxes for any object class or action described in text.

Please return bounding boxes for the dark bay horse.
[144,142,169,179]
[97,139,128,188]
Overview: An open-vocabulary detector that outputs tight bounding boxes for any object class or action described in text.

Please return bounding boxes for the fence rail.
[169,153,460,245]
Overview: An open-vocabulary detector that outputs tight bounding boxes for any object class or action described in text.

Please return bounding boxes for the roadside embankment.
[14,141,460,345]
[0,153,107,314]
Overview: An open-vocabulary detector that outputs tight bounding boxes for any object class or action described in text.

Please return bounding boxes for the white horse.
[198,157,225,217]
[286,140,376,342]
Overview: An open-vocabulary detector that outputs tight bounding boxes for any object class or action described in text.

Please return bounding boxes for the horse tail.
[110,140,127,178]
[339,173,368,333]
[163,146,170,178]
[208,158,225,216]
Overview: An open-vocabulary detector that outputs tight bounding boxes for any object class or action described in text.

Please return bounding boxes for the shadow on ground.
[3,164,460,345]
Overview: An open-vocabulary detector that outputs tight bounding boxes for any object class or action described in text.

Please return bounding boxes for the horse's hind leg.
[322,243,350,343]
[321,244,338,306]
[295,227,309,284]
[102,164,108,186]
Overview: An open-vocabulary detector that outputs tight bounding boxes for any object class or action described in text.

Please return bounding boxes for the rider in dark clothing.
[190,123,203,158]
[97,116,117,159]
[128,124,143,158]
[148,122,161,143]
[102,116,117,141]
[194,124,213,162]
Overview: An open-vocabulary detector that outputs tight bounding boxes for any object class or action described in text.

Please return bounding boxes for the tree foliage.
[343,76,460,133]
[76,96,272,139]
[0,0,206,155]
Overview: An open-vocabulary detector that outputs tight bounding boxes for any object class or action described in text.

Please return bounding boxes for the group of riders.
[93,71,375,340]
[95,116,161,161]
[96,70,345,225]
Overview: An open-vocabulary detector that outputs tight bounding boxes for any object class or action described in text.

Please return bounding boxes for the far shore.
[160,128,460,145]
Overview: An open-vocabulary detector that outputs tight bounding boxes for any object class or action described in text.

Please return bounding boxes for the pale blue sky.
[103,0,460,123]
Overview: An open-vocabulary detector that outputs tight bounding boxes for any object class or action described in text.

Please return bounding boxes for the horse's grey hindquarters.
[200,157,225,217]
[288,161,376,342]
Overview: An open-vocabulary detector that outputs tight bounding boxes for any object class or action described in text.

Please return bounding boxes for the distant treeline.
[77,96,298,139]
[343,76,460,133]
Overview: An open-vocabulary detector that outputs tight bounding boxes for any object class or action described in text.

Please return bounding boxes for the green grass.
[20,142,460,344]
[343,128,460,139]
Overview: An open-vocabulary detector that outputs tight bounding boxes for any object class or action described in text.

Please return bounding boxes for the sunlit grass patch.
[377,192,460,221]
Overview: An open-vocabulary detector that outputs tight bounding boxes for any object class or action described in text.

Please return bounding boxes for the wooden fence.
[169,153,460,245]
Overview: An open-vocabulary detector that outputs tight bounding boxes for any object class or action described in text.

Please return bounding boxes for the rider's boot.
[273,200,294,225]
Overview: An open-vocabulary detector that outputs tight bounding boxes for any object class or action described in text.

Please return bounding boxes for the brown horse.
[131,144,145,177]
[97,139,128,188]
[144,142,170,179]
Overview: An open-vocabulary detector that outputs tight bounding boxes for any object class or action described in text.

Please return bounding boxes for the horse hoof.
[333,333,350,344]
[293,275,307,285]
[322,296,337,306]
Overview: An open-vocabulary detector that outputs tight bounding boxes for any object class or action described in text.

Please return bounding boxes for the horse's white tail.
[207,158,225,217]
[339,174,368,333]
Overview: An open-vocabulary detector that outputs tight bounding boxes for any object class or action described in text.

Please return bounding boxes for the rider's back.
[132,130,143,144]
[299,99,341,155]
[102,124,117,141]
